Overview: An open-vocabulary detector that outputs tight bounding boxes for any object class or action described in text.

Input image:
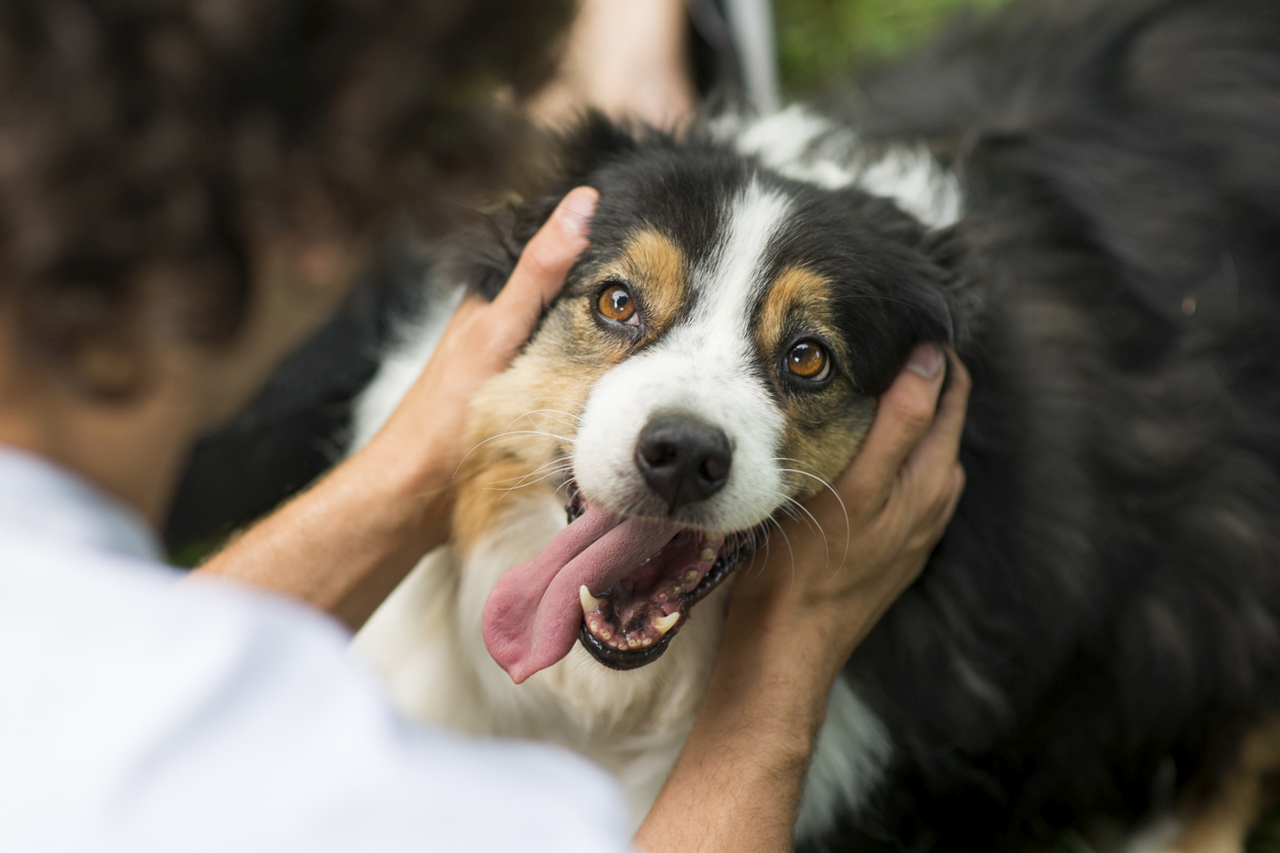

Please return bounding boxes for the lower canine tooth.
[579,585,602,614]
[653,612,680,636]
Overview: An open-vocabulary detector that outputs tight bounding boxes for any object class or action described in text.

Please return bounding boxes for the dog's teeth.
[699,547,716,562]
[579,585,602,614]
[653,612,680,636]
[683,569,700,583]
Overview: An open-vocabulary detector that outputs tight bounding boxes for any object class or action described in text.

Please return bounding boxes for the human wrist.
[724,578,876,691]
[345,432,455,555]
[702,597,850,756]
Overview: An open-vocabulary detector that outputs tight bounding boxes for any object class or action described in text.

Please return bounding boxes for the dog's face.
[462,121,956,679]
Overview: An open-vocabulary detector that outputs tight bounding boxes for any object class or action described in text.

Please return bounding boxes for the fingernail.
[906,343,944,380]
[559,187,597,236]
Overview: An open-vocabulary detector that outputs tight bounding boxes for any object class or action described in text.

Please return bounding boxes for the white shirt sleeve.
[0,535,634,853]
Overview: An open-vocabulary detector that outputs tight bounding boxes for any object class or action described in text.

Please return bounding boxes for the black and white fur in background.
[173,1,1280,850]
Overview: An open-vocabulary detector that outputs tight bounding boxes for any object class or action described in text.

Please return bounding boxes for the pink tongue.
[482,505,678,683]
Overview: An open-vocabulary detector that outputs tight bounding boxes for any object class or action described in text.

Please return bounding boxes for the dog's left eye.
[785,340,831,382]
[596,283,639,326]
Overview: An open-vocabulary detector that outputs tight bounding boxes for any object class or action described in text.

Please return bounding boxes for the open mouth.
[565,483,763,670]
[481,479,766,683]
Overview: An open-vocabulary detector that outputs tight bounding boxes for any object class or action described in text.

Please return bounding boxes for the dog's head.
[457,113,961,683]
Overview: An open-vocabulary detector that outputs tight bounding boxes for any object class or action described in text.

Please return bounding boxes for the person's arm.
[635,346,970,853]
[527,0,696,130]
[195,188,599,632]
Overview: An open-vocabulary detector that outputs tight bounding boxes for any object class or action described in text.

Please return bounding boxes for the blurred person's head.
[0,0,571,418]
[0,0,573,518]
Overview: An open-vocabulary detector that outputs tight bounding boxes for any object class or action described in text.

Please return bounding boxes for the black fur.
[833,0,1280,848]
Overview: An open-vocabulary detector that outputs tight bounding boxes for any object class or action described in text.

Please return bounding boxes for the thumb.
[490,187,598,325]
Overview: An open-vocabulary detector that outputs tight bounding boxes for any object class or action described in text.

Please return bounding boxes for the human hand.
[365,187,598,506]
[527,0,696,130]
[723,344,970,692]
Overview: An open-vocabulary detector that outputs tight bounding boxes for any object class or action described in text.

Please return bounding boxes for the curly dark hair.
[0,0,573,392]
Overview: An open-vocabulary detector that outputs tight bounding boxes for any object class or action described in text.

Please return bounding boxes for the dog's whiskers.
[486,458,575,495]
[773,458,852,572]
[457,428,577,475]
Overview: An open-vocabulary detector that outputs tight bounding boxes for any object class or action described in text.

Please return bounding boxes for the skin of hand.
[635,346,971,853]
[527,0,696,130]
[196,187,598,630]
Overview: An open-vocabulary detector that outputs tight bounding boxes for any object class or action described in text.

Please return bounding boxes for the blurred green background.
[774,0,1012,95]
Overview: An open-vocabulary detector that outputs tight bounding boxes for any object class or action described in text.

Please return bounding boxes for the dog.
[349,1,1280,849]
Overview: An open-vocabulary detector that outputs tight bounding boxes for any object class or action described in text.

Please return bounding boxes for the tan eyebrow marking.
[611,229,687,335]
[755,265,834,356]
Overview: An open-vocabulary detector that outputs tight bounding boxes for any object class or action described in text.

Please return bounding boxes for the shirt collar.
[0,445,163,562]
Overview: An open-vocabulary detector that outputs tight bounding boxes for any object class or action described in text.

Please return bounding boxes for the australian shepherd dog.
[347,0,1280,849]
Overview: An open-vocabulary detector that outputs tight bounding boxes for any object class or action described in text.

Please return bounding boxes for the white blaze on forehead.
[714,106,963,228]
[691,178,794,327]
[572,179,793,533]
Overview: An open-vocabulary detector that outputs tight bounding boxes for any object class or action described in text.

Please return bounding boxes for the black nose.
[635,415,733,513]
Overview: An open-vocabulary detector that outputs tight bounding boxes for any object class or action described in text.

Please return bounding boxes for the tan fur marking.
[1167,715,1280,853]
[452,314,614,553]
[450,233,685,554]
[755,265,872,499]
[608,229,687,337]
[756,265,832,355]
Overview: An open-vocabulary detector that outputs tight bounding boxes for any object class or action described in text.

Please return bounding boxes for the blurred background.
[775,0,1010,95]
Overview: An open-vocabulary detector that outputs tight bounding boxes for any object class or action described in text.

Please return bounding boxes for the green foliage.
[774,0,1014,96]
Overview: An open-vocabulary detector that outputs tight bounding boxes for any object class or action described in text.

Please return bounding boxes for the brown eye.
[597,283,637,324]
[786,340,830,382]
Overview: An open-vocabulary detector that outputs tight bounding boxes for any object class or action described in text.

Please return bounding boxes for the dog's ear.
[457,112,642,302]
[914,225,966,347]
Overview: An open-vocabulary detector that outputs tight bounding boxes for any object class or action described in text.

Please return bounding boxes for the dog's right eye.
[784,340,831,383]
[596,283,639,325]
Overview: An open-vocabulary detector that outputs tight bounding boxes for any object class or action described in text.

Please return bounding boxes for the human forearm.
[634,606,847,853]
[196,438,451,631]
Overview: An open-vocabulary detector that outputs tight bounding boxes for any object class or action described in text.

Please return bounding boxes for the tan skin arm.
[198,188,970,851]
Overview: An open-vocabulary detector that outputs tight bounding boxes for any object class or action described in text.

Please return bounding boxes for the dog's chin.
[564,483,765,671]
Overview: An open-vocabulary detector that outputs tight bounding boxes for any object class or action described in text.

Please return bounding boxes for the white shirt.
[0,448,632,852]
